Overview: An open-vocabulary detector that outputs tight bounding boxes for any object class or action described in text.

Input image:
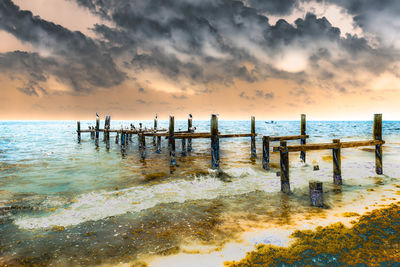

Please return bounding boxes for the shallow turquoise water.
[1,118,400,265]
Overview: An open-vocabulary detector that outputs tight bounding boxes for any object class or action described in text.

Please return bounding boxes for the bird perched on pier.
[96,112,99,118]
[189,114,192,118]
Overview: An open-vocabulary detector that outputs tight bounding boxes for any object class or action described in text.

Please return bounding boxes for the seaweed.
[225,203,400,266]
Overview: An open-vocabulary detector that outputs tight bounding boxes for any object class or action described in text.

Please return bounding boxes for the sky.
[0,0,400,120]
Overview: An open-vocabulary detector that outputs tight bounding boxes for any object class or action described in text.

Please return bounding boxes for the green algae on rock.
[225,203,400,266]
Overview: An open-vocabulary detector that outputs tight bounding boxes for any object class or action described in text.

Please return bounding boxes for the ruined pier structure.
[77,113,385,207]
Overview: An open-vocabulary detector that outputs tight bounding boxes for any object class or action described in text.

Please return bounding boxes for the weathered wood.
[115,132,119,144]
[374,114,383,174]
[77,121,81,143]
[156,136,161,153]
[280,141,290,193]
[332,139,342,185]
[153,114,157,146]
[105,116,111,150]
[181,138,187,156]
[139,133,146,159]
[211,114,219,169]
[273,140,385,152]
[300,114,306,162]
[95,115,100,147]
[262,136,270,170]
[90,127,94,139]
[341,140,385,148]
[309,181,323,207]
[269,134,309,141]
[169,116,176,167]
[251,116,256,159]
[121,130,126,152]
[188,114,193,152]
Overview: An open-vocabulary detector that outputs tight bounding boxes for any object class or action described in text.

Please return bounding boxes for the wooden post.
[103,117,107,142]
[105,116,110,150]
[115,132,119,144]
[251,116,256,159]
[169,116,176,167]
[300,114,306,162]
[181,138,187,156]
[95,114,100,147]
[153,114,157,146]
[211,114,219,169]
[332,139,342,185]
[262,136,270,170]
[280,140,290,193]
[373,114,383,175]
[90,127,95,139]
[156,136,161,153]
[121,130,126,152]
[309,181,323,207]
[139,133,146,159]
[188,114,193,152]
[77,121,81,143]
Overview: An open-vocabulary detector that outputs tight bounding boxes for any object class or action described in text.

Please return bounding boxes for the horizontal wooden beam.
[80,129,257,139]
[268,134,309,141]
[79,129,167,134]
[273,140,385,152]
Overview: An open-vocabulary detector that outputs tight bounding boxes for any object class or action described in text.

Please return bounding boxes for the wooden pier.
[76,113,385,206]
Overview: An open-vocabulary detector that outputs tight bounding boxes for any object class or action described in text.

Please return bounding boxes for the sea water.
[1,120,400,266]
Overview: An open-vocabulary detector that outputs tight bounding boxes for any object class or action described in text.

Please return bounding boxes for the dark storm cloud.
[244,0,298,15]
[73,0,395,90]
[0,0,125,94]
[1,0,398,96]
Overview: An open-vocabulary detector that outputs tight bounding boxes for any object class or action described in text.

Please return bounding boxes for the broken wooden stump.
[309,181,323,207]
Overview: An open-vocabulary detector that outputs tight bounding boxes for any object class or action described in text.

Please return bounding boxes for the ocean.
[1,119,400,266]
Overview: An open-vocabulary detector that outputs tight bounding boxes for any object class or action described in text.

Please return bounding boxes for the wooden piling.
[115,132,119,144]
[188,114,193,152]
[95,115,100,147]
[181,138,187,156]
[332,139,342,185]
[300,114,306,162]
[280,140,290,193]
[309,181,323,207]
[139,133,146,159]
[90,127,94,139]
[169,116,176,166]
[105,116,111,150]
[156,136,161,153]
[121,130,126,152]
[262,136,270,170]
[153,114,157,146]
[211,114,220,169]
[251,116,256,159]
[77,121,81,143]
[373,114,383,175]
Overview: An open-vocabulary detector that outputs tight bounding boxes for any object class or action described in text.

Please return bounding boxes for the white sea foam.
[15,167,278,230]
